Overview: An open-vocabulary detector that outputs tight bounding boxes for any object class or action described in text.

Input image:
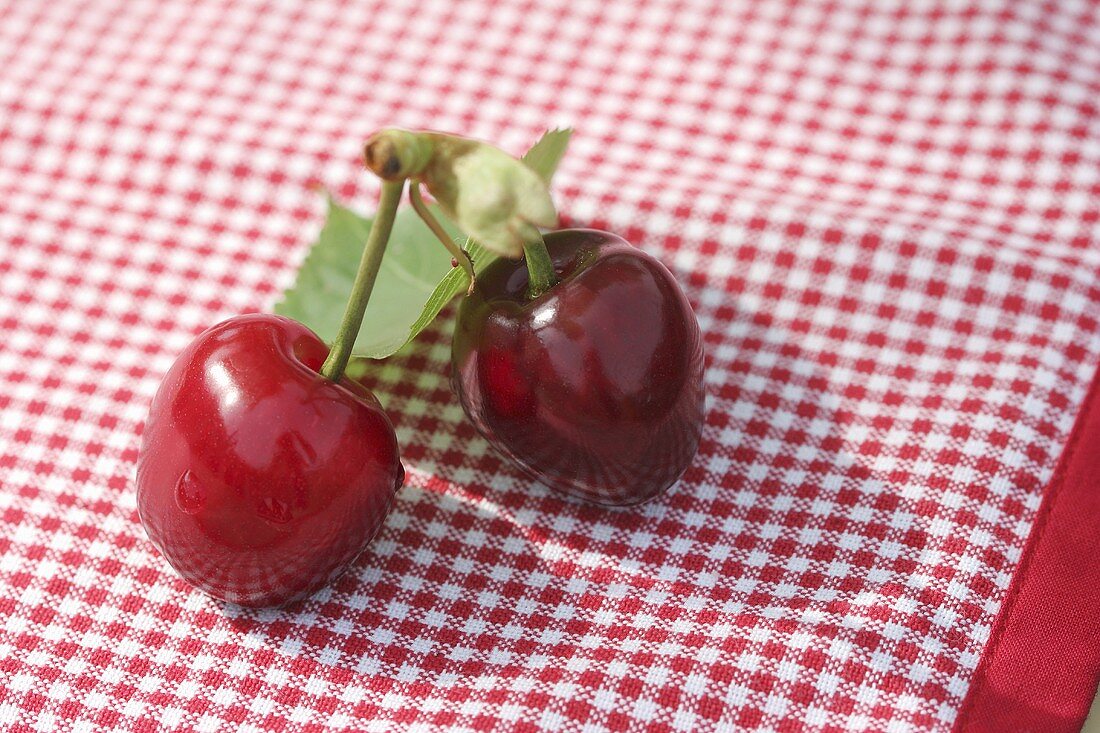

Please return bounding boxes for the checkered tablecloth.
[2,0,1100,731]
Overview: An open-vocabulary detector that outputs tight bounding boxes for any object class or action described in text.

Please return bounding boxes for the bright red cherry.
[136,314,404,607]
[451,229,705,506]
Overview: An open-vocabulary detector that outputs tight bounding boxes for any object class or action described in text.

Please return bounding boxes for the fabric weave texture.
[0,0,1099,731]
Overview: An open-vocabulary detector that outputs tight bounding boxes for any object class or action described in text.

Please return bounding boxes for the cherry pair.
[135,130,705,608]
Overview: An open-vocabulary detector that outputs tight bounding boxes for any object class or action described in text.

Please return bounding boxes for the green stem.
[523,234,558,299]
[409,181,476,294]
[320,179,405,381]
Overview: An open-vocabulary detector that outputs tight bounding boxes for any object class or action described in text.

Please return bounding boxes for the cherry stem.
[523,234,557,299]
[409,181,476,294]
[320,179,405,382]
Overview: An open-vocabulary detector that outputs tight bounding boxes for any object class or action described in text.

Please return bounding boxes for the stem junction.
[523,234,558,300]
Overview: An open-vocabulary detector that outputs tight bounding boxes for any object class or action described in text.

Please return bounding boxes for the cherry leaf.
[521,128,573,183]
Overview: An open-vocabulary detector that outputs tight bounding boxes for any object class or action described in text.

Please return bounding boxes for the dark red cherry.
[136,314,404,607]
[451,229,705,506]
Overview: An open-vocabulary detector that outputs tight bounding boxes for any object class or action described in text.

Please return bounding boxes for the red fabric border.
[954,361,1100,733]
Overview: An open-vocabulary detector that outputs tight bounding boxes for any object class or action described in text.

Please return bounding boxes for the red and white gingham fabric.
[1,0,1099,730]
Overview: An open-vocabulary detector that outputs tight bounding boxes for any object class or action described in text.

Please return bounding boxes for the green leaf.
[275,197,464,359]
[521,128,572,183]
[275,128,571,359]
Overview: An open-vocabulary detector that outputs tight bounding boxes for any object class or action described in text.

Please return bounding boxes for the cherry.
[451,229,705,506]
[136,314,404,607]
